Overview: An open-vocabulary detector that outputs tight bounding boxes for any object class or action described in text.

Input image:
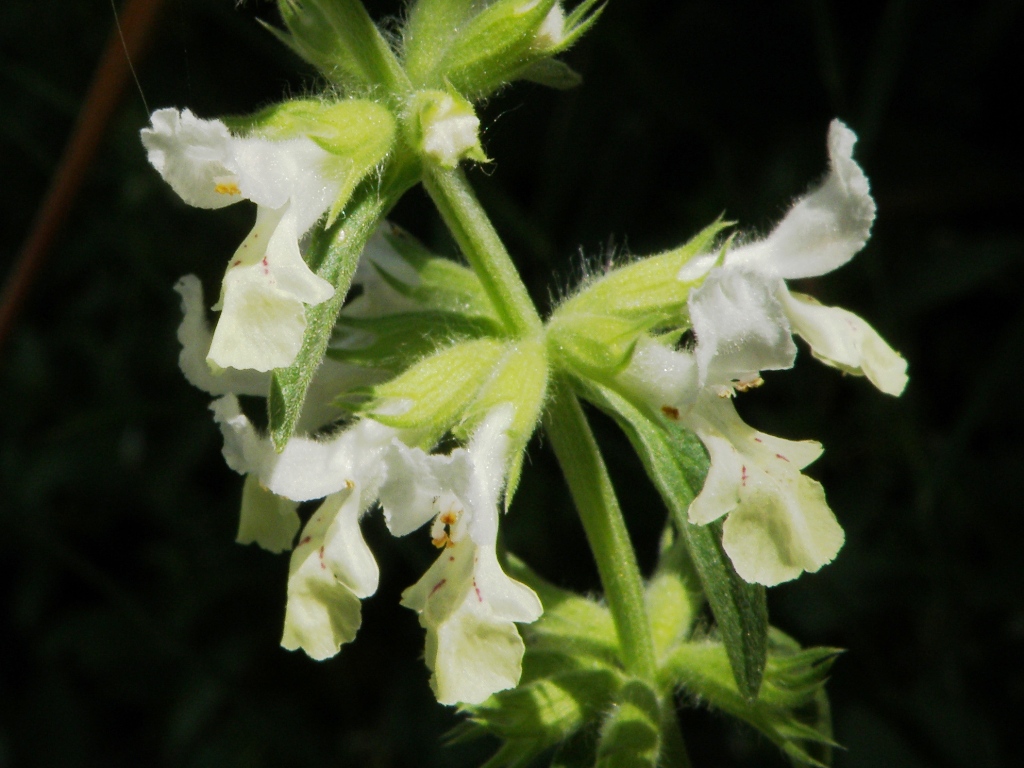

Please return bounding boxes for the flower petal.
[401,542,540,705]
[141,108,242,209]
[685,395,839,584]
[282,488,379,659]
[781,291,908,396]
[721,471,844,586]
[232,135,340,233]
[726,119,875,280]
[236,474,300,554]
[211,395,396,502]
[173,275,270,396]
[207,205,333,372]
[688,268,797,387]
[614,336,700,418]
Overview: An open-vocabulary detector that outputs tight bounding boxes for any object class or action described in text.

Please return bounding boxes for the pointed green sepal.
[595,679,662,768]
[363,337,507,431]
[427,0,561,98]
[551,217,730,334]
[459,337,549,504]
[273,0,408,91]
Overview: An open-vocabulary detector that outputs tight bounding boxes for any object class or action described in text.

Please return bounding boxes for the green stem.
[423,166,543,337]
[544,376,658,682]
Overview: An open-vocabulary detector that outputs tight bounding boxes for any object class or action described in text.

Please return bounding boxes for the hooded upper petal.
[141,108,242,209]
[173,275,270,396]
[781,291,908,396]
[725,120,875,280]
[688,267,797,389]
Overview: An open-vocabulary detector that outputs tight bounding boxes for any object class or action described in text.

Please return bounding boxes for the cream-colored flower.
[381,406,543,705]
[683,120,906,395]
[143,108,337,372]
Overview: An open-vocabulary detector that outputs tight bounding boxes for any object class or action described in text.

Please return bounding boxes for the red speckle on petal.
[775,453,789,462]
[430,578,447,596]
[318,546,326,569]
[299,536,311,546]
[448,556,455,562]
[741,465,748,486]
[231,260,241,267]
[473,578,482,603]
[261,257,269,275]
[754,437,763,443]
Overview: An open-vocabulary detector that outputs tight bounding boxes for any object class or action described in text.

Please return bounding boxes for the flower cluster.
[174,228,545,704]
[146,4,907,745]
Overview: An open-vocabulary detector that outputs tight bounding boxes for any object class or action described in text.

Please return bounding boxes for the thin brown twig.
[0,0,166,356]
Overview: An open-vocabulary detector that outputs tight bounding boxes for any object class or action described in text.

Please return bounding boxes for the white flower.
[616,341,843,586]
[683,120,907,395]
[174,273,383,431]
[236,474,300,554]
[380,406,543,705]
[211,395,401,658]
[143,108,338,372]
[684,393,843,586]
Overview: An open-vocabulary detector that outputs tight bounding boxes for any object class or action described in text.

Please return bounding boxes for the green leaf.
[380,227,500,319]
[549,724,600,768]
[660,641,840,767]
[269,188,390,450]
[645,529,702,660]
[576,379,768,699]
[595,679,662,768]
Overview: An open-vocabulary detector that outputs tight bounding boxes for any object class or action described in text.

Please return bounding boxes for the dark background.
[2,0,1021,766]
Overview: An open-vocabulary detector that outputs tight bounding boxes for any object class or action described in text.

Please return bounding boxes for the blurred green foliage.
[1,0,1021,766]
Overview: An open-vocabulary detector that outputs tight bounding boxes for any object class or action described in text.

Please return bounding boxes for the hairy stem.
[423,166,543,337]
[544,376,658,682]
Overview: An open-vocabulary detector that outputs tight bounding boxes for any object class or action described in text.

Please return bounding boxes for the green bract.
[546,219,729,379]
[364,337,508,433]
[273,0,407,91]
[403,0,605,99]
